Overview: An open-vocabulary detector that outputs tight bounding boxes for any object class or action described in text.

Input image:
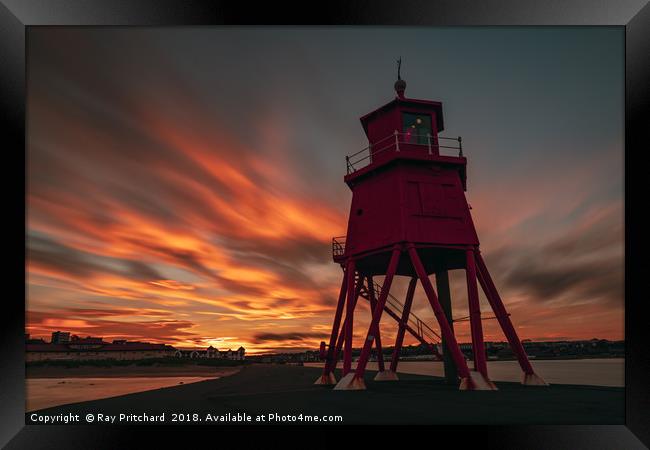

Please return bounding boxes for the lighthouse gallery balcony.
[345,131,464,175]
[335,132,468,263]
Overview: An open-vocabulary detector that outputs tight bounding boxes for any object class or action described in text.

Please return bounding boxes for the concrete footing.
[459,371,499,390]
[313,372,337,385]
[374,370,399,381]
[522,372,549,386]
[333,372,366,390]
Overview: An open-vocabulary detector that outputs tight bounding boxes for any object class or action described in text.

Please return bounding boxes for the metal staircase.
[356,275,443,359]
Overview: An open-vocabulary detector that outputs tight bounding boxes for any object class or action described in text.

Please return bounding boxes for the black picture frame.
[2,1,648,447]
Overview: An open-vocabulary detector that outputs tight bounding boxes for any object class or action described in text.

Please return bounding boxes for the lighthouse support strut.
[329,276,364,374]
[466,248,489,378]
[408,245,473,388]
[389,276,418,375]
[474,249,547,386]
[315,272,348,384]
[330,276,386,378]
[367,276,386,373]
[343,260,359,376]
[335,247,401,390]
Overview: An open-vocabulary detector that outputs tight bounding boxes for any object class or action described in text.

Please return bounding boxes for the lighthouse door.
[405,174,473,245]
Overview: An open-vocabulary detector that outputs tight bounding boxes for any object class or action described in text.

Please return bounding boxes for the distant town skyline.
[26,329,622,355]
[27,27,623,354]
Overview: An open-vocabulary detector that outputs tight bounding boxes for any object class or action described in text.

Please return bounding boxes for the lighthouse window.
[402,113,432,145]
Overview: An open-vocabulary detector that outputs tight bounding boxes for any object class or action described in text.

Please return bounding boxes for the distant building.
[26,332,176,361]
[206,346,218,358]
[51,331,71,344]
[175,346,246,360]
[174,349,201,359]
[236,346,246,360]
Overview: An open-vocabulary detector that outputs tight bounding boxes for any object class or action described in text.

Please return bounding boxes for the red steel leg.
[343,260,357,376]
[317,272,348,383]
[390,277,418,372]
[474,249,534,375]
[367,276,385,372]
[407,245,471,383]
[348,247,401,385]
[330,279,363,373]
[466,248,488,377]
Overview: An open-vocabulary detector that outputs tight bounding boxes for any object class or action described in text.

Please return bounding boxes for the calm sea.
[26,376,215,412]
[306,358,624,387]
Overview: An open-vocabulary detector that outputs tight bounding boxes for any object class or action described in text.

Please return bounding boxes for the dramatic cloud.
[28,234,163,282]
[26,28,623,353]
[252,332,329,343]
[27,310,200,344]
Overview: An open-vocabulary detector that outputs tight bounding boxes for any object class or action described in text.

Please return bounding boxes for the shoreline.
[304,358,624,387]
[26,364,624,425]
[396,355,624,361]
[26,365,242,379]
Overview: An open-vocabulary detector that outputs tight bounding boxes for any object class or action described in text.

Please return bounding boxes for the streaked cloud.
[26,28,623,353]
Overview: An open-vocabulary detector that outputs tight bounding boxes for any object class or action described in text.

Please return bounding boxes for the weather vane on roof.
[394,57,406,98]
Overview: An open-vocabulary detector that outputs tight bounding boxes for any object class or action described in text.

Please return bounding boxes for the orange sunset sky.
[26,28,624,354]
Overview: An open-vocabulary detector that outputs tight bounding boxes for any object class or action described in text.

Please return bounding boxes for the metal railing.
[332,236,346,259]
[346,130,463,174]
[372,280,442,345]
[329,237,443,346]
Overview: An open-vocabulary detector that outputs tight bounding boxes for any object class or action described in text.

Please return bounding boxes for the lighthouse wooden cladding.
[316,73,547,391]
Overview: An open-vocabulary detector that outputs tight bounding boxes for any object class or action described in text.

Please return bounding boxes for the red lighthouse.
[316,68,547,391]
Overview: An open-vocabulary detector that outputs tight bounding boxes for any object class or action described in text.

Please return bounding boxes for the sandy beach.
[25,365,243,412]
[25,364,624,425]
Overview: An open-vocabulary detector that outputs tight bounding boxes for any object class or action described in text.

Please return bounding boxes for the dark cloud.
[544,211,623,258]
[504,257,623,305]
[252,332,327,343]
[104,182,182,225]
[270,297,297,308]
[28,234,163,282]
[224,236,331,266]
[220,239,338,305]
[123,261,164,282]
[48,307,173,318]
[123,239,218,279]
[460,204,624,312]
[127,238,317,301]
[27,309,199,344]
[131,236,332,300]
[28,234,98,278]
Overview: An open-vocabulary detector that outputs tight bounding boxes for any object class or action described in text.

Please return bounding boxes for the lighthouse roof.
[360,97,445,136]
